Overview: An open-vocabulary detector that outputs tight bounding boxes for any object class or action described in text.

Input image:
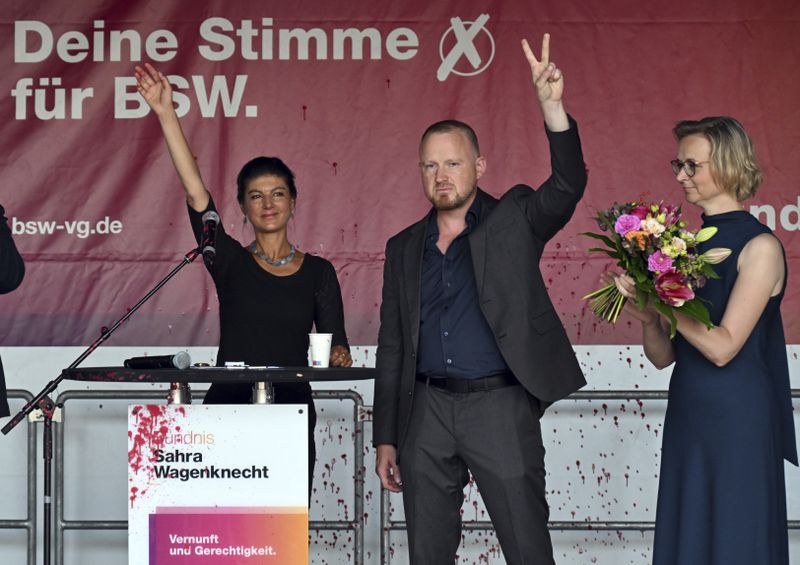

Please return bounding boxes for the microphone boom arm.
[2,246,202,436]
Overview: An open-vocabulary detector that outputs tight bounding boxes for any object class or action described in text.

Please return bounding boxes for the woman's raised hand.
[134,63,173,116]
[133,62,209,209]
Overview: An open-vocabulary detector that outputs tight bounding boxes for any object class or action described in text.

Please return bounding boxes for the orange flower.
[624,230,647,250]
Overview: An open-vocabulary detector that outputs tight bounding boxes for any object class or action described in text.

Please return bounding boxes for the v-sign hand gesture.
[521,33,563,104]
[521,33,568,131]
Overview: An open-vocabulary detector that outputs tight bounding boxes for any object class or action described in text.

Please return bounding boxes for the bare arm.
[612,232,783,368]
[641,317,676,369]
[671,233,784,367]
[134,63,210,212]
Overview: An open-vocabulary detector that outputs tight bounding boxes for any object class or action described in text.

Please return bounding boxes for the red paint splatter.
[128,405,186,507]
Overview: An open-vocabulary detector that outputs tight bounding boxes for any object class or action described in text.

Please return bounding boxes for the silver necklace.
[248,241,296,266]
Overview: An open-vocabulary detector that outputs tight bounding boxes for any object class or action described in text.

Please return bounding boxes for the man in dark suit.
[0,204,25,418]
[373,34,587,564]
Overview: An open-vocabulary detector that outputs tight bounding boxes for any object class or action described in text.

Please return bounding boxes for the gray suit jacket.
[374,119,587,448]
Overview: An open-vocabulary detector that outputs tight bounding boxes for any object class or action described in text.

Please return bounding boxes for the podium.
[63,366,375,565]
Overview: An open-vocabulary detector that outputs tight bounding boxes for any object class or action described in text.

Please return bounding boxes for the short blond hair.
[673,116,762,200]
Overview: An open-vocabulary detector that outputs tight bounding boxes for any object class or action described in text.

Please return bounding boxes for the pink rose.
[630,206,649,220]
[614,214,642,235]
[654,270,695,307]
[647,250,673,273]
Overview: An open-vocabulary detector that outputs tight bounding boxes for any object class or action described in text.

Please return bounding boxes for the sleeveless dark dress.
[652,210,797,565]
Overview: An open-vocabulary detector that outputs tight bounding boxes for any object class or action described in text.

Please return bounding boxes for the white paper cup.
[308,333,333,368]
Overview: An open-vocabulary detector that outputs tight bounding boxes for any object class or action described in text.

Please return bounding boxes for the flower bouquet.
[582,201,731,337]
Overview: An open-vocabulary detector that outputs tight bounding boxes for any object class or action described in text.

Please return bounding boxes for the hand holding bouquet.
[582,201,730,337]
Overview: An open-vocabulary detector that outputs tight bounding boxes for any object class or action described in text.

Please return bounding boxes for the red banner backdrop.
[1,0,798,347]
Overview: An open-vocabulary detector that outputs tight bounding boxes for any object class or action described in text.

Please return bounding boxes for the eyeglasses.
[670,159,710,178]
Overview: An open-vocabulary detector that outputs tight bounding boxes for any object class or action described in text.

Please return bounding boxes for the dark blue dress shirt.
[416,196,510,380]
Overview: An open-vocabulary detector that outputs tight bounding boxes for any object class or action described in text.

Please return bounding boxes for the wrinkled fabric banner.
[1,0,798,346]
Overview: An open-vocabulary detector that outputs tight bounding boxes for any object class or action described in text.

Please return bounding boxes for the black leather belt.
[415,372,518,393]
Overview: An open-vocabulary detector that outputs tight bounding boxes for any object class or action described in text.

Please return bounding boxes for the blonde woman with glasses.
[611,116,795,565]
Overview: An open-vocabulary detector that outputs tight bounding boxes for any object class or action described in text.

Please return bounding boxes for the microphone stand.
[1,245,203,565]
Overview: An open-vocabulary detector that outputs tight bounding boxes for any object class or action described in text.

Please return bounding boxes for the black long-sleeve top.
[188,198,348,369]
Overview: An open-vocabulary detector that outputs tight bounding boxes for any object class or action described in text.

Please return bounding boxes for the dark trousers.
[398,383,553,565]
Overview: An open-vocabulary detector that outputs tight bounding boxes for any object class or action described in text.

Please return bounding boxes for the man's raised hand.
[521,33,568,131]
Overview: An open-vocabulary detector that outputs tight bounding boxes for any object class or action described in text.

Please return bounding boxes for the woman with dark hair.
[0,204,25,418]
[134,63,352,493]
[611,116,796,564]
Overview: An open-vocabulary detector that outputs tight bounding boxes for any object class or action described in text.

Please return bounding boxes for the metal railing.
[52,388,366,565]
[378,389,800,564]
[6,387,799,564]
[0,390,38,565]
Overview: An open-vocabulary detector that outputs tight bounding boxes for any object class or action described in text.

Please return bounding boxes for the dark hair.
[236,156,297,203]
[420,120,480,156]
[673,116,762,200]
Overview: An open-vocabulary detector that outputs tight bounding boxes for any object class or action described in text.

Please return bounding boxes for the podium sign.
[128,404,308,564]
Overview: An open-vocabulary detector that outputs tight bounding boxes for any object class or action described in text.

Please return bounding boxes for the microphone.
[124,352,192,370]
[200,210,220,265]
